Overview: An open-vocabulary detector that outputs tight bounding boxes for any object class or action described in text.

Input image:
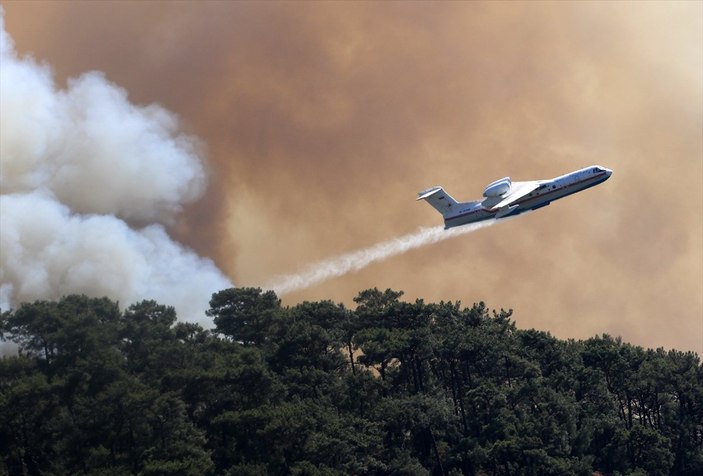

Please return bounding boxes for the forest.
[1,288,701,475]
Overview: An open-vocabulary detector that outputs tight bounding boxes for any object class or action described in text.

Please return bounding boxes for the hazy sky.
[2,1,701,354]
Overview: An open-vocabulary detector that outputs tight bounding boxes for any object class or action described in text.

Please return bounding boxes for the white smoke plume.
[0,9,232,326]
[265,219,502,295]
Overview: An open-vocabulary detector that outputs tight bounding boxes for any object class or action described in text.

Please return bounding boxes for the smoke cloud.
[266,220,502,295]
[2,2,700,355]
[0,9,231,325]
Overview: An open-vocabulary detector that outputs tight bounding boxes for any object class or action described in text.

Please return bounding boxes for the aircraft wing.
[490,181,541,210]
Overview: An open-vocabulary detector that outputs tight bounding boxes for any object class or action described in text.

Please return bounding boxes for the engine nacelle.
[483,177,512,197]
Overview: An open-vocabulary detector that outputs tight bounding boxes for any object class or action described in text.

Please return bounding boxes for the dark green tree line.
[1,288,701,475]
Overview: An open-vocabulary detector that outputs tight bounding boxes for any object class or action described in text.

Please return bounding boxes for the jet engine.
[483,177,512,197]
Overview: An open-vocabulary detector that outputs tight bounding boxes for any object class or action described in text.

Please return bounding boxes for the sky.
[1,1,701,354]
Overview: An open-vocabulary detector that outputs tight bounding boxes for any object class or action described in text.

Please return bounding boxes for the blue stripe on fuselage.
[513,173,609,212]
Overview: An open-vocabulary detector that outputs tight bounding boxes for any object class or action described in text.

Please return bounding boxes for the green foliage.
[1,288,701,475]
[208,287,280,346]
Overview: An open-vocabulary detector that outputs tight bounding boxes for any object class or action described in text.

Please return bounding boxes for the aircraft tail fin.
[416,186,460,217]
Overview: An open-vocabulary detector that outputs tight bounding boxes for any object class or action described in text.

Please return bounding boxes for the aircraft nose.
[603,167,613,177]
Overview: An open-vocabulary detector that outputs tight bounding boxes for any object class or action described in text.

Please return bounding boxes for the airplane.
[417,165,612,229]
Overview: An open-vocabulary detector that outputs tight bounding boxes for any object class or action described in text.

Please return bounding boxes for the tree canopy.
[1,288,701,475]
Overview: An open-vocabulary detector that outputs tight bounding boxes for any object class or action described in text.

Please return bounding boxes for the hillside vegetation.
[1,288,701,475]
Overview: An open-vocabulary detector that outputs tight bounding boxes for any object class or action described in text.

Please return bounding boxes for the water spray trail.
[265,219,502,295]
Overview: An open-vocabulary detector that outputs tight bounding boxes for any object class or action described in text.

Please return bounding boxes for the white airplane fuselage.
[418,166,612,229]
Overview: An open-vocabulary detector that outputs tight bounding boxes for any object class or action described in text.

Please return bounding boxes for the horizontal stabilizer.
[416,186,459,217]
[416,186,443,201]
